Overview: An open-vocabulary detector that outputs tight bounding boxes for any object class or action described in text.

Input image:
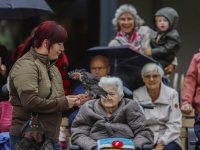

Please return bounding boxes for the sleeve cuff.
[181,100,191,106]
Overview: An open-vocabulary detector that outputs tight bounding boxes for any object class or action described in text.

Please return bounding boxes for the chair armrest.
[142,144,153,150]
[190,141,197,145]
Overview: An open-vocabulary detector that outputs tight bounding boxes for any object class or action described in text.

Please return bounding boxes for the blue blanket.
[0,132,11,150]
[97,138,135,150]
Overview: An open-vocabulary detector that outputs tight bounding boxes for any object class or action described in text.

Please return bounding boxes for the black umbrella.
[0,0,54,19]
[67,46,158,91]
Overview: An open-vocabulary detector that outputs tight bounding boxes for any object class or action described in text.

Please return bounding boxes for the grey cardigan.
[71,98,154,150]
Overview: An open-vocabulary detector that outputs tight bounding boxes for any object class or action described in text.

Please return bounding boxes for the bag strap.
[16,140,29,150]
[114,38,122,45]
[46,69,52,99]
[19,115,47,138]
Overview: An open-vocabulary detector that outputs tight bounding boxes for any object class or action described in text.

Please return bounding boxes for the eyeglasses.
[119,17,134,22]
[91,66,107,72]
[144,75,160,79]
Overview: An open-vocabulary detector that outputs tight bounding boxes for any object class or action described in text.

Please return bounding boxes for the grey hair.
[98,76,124,97]
[141,63,164,78]
[112,4,144,31]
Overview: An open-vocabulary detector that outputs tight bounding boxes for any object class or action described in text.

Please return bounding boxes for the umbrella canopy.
[67,46,158,91]
[0,0,54,19]
[88,45,157,74]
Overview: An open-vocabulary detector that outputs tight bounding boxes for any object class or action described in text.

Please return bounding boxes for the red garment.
[12,44,73,95]
[117,30,137,43]
[181,52,200,119]
[116,28,142,53]
[12,44,23,63]
[55,52,73,95]
[60,141,67,149]
[0,101,12,133]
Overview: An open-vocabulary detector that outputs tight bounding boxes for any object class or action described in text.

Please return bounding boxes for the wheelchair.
[190,141,200,150]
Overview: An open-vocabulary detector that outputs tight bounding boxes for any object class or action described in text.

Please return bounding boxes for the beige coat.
[133,82,182,147]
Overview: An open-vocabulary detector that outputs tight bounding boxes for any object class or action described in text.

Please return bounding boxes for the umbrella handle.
[114,60,117,75]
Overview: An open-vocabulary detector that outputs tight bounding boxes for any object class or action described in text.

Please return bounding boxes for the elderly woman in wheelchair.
[71,76,154,150]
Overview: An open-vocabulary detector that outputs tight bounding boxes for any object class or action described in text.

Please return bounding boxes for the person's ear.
[107,65,111,74]
[42,39,49,49]
[143,77,145,83]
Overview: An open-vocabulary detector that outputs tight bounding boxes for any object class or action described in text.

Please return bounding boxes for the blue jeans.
[10,135,62,150]
[68,110,79,134]
[163,142,181,150]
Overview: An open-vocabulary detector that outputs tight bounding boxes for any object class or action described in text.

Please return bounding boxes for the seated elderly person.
[133,63,182,150]
[68,55,130,134]
[71,76,154,150]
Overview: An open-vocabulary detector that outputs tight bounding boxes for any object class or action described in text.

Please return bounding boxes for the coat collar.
[139,82,170,105]
[30,47,57,69]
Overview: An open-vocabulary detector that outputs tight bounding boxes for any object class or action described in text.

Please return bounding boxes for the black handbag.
[14,113,53,150]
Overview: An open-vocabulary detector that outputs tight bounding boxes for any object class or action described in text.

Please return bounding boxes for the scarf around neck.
[117,27,142,53]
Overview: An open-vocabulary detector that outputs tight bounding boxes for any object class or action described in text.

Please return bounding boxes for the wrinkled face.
[156,16,169,32]
[119,13,135,36]
[143,71,162,90]
[101,85,122,109]
[48,43,64,60]
[90,59,110,79]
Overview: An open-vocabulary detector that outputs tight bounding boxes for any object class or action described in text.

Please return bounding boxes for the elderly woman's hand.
[142,47,152,57]
[181,103,192,114]
[154,143,165,150]
[164,64,175,74]
[127,44,141,53]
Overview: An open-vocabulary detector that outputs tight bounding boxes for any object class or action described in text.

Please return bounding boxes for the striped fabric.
[97,138,135,150]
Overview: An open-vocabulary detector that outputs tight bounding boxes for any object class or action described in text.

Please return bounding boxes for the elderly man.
[74,55,111,95]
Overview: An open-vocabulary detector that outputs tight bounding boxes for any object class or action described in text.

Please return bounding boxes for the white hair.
[112,4,144,31]
[98,76,124,97]
[141,63,164,78]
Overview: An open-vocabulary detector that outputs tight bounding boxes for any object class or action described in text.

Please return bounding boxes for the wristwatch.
[1,65,4,71]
